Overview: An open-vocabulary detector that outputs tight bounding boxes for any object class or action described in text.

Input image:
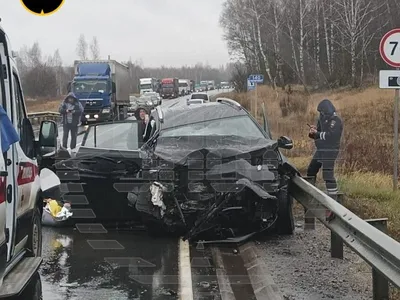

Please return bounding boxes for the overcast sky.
[0,0,230,68]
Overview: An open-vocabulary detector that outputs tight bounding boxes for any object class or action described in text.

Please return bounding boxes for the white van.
[0,24,60,298]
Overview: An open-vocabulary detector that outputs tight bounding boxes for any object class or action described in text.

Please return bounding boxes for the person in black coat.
[135,107,155,143]
[58,92,83,149]
[307,99,343,201]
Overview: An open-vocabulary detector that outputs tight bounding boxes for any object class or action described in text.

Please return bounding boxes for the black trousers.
[307,149,339,195]
[62,123,78,149]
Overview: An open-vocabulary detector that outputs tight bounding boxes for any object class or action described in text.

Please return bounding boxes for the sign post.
[247,74,264,117]
[379,28,400,191]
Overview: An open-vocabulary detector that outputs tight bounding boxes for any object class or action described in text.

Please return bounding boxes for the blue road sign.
[248,74,264,83]
[247,80,255,91]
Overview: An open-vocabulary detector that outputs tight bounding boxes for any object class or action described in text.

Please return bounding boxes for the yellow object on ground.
[47,200,62,217]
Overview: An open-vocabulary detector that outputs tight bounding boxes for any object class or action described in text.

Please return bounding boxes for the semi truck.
[190,80,195,93]
[160,78,179,99]
[69,60,131,124]
[178,79,190,96]
[221,81,230,89]
[207,80,215,90]
[200,80,209,91]
[139,77,158,95]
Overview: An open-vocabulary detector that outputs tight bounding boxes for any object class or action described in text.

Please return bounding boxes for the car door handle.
[6,185,12,204]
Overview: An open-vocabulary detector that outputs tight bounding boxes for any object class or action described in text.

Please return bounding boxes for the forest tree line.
[16,34,234,99]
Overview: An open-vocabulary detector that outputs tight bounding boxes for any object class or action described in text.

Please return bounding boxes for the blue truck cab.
[68,60,131,124]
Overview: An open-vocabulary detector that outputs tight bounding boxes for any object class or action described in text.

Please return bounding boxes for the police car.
[0,23,60,299]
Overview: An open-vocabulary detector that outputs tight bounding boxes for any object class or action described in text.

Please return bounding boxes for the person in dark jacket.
[136,108,148,136]
[59,92,83,149]
[307,99,343,201]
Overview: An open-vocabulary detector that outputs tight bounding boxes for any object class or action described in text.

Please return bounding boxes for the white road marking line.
[178,238,194,300]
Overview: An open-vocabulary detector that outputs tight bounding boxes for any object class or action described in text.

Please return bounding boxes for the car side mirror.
[112,82,116,93]
[38,120,58,155]
[67,81,72,93]
[277,136,293,149]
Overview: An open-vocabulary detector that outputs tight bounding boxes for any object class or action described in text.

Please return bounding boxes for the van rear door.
[0,33,9,284]
[0,29,17,265]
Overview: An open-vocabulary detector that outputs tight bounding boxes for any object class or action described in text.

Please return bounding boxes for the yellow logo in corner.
[20,0,65,16]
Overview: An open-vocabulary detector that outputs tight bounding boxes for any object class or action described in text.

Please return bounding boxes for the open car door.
[262,102,272,138]
[36,120,59,171]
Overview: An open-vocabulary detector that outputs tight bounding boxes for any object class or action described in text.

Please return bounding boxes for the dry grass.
[217,86,400,242]
[218,85,397,174]
[218,85,400,298]
[25,98,61,113]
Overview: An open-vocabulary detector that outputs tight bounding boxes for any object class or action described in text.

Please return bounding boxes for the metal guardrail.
[290,175,400,299]
[27,111,60,126]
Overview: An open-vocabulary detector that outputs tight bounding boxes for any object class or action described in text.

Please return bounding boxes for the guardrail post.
[302,176,316,230]
[365,218,389,300]
[330,192,344,259]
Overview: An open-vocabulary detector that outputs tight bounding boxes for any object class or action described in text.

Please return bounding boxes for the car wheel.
[274,184,294,235]
[14,272,42,300]
[26,207,42,257]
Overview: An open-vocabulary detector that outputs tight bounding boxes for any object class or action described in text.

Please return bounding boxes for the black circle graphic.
[21,0,64,15]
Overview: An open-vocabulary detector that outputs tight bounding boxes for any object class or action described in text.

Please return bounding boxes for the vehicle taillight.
[0,176,6,204]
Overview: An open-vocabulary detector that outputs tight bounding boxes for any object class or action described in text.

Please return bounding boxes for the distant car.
[143,92,162,105]
[191,92,210,102]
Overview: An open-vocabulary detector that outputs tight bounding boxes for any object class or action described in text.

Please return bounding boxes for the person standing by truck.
[59,92,83,149]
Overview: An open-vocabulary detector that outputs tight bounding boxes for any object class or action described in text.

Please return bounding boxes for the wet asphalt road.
[40,227,181,300]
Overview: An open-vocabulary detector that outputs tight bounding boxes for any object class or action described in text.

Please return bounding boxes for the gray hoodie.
[59,92,83,126]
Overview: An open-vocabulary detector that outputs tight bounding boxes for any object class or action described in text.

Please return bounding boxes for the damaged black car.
[42,98,299,243]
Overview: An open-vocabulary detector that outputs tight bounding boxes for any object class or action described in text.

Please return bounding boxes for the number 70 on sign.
[380,29,400,68]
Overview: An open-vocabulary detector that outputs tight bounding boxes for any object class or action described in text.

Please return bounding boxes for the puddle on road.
[40,227,180,300]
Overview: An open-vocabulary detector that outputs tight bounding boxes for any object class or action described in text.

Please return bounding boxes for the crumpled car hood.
[154,135,278,166]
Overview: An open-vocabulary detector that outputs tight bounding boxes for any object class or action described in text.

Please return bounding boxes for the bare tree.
[90,36,100,59]
[76,34,88,60]
[332,0,385,86]
[51,49,64,95]
[220,0,396,89]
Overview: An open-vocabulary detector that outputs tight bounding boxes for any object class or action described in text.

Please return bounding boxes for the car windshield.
[140,84,152,89]
[73,80,108,93]
[179,83,188,87]
[82,122,141,150]
[160,116,265,139]
[191,94,208,100]
[162,84,174,88]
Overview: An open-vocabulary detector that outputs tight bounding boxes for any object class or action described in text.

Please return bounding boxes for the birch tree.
[76,34,88,60]
[90,36,100,60]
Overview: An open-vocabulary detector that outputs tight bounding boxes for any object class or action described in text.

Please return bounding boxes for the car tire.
[274,184,294,235]
[14,272,42,300]
[26,207,42,257]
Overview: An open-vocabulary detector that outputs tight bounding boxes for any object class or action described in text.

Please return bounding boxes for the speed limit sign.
[380,28,400,67]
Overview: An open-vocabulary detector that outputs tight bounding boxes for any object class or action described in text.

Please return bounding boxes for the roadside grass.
[26,99,61,113]
[217,85,400,241]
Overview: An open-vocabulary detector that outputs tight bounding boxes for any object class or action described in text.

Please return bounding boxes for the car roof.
[159,101,246,129]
